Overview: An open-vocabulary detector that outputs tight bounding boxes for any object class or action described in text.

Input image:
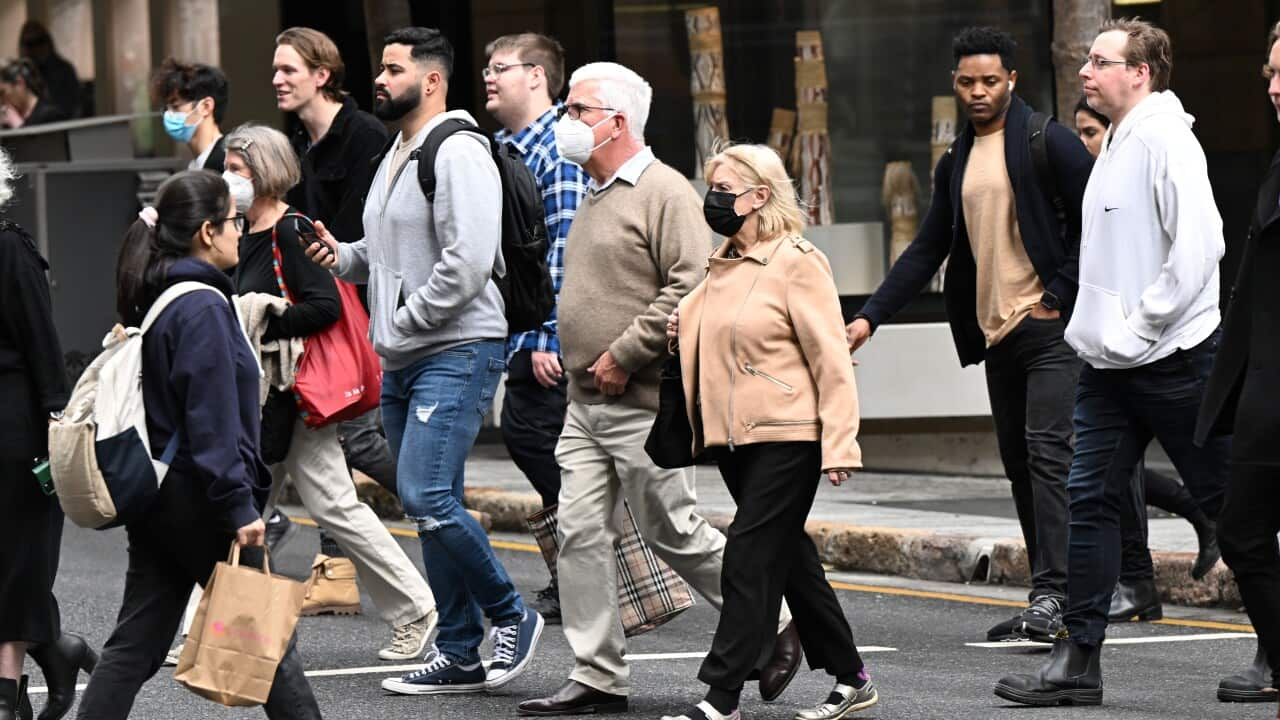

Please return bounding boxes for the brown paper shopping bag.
[174,542,306,706]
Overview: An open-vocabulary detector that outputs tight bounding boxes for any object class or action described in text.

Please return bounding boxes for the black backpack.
[373,118,555,334]
[1027,111,1067,244]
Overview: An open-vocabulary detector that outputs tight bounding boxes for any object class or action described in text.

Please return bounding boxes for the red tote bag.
[271,215,382,428]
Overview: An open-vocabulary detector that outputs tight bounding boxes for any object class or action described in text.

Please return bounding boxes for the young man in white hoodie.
[995,18,1230,707]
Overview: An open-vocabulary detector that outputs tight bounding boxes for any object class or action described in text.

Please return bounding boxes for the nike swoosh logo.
[1104,206,1119,212]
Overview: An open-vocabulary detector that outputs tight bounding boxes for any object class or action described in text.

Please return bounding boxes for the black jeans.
[698,442,863,692]
[1062,330,1230,646]
[1118,465,1206,582]
[500,350,567,509]
[77,479,320,719]
[984,316,1078,600]
[1219,463,1280,689]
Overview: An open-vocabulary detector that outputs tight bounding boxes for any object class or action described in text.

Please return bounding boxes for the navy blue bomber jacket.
[140,257,270,532]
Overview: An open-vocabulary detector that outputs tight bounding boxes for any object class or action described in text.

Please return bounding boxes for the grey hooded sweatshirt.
[335,109,507,371]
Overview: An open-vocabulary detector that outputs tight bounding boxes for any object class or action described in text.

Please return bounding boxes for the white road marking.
[967,632,1255,649]
[27,647,903,694]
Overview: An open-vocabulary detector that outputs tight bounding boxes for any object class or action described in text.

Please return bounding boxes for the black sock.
[836,667,869,689]
[704,686,740,715]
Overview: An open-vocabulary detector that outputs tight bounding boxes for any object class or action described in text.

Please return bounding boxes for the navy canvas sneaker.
[485,608,545,689]
[381,649,486,695]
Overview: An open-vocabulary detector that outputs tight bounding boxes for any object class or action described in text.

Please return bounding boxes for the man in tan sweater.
[517,62,797,717]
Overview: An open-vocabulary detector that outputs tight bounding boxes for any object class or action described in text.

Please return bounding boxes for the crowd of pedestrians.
[1,13,1279,720]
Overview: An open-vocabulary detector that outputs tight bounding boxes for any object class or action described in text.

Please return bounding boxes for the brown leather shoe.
[759,621,802,701]
[301,554,363,616]
[517,680,628,716]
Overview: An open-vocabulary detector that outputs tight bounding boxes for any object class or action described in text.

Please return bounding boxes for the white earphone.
[1008,80,1015,91]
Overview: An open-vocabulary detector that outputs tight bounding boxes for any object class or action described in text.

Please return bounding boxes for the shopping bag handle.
[227,541,273,576]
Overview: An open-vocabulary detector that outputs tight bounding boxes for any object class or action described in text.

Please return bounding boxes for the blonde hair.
[704,144,805,239]
[224,123,301,200]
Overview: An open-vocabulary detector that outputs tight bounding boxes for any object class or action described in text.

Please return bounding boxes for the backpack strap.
[414,118,485,200]
[140,281,226,334]
[1028,111,1067,242]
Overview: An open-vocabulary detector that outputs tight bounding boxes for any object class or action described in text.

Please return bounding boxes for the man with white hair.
[516,62,799,717]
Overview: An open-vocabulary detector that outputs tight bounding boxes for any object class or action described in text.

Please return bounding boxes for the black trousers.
[1118,465,1206,582]
[984,316,1078,600]
[320,407,400,557]
[76,477,320,720]
[500,350,567,509]
[1219,463,1280,688]
[698,442,863,691]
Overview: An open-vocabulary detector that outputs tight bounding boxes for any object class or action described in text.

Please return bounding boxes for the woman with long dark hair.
[75,170,321,719]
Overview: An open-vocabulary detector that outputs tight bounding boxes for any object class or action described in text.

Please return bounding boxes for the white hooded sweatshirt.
[1064,90,1224,370]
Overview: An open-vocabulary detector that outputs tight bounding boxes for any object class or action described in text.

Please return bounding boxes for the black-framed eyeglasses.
[482,62,535,79]
[1082,55,1129,71]
[213,213,247,234]
[556,103,618,121]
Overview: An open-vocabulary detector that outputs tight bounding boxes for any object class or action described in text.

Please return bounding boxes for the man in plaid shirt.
[485,32,588,623]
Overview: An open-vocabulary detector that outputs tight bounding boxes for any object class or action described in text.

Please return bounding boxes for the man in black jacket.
[1194,20,1280,706]
[271,28,405,622]
[150,58,227,172]
[847,27,1093,643]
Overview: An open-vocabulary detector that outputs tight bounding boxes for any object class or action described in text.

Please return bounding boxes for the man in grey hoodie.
[307,27,544,696]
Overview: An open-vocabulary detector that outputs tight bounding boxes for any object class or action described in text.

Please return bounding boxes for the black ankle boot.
[1189,516,1220,580]
[29,634,98,720]
[0,676,33,720]
[994,638,1103,706]
[1218,640,1276,702]
[1107,578,1163,622]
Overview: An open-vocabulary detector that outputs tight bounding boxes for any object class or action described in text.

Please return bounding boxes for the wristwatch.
[48,411,64,422]
[1040,291,1062,311]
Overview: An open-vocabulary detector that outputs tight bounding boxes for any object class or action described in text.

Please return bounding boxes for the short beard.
[374,87,420,121]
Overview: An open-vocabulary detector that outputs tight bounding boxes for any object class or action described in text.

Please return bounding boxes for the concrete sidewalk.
[351,442,1237,610]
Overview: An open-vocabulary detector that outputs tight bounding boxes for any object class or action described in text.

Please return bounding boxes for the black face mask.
[703,188,752,237]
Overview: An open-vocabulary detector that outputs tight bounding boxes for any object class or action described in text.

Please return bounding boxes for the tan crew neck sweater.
[558,158,710,410]
[962,129,1045,346]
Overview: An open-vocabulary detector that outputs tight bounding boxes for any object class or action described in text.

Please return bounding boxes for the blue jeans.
[1063,329,1230,645]
[381,340,525,663]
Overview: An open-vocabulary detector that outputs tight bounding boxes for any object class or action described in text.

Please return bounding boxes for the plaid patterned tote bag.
[527,501,695,637]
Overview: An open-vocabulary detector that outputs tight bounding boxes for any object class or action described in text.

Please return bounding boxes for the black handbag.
[645,350,704,469]
[259,386,298,465]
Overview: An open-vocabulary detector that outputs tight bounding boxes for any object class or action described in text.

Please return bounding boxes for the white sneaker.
[378,609,436,661]
[163,641,184,667]
[661,700,741,720]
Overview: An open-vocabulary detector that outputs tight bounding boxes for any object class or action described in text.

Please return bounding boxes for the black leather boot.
[28,634,98,720]
[1218,640,1276,702]
[1107,578,1163,622]
[994,638,1103,706]
[0,676,33,720]
[1189,516,1220,580]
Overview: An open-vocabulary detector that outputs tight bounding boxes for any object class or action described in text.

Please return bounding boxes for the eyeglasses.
[556,103,618,121]
[213,213,247,234]
[1082,55,1129,71]
[482,62,535,79]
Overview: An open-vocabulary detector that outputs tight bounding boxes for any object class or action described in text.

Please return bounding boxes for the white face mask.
[553,112,616,165]
[221,170,255,213]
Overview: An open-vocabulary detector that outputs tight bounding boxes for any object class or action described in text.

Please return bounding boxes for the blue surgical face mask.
[163,108,199,143]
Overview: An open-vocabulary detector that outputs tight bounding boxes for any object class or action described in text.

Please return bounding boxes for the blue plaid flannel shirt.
[498,104,588,359]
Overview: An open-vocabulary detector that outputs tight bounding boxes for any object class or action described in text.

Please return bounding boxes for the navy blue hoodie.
[141,257,269,532]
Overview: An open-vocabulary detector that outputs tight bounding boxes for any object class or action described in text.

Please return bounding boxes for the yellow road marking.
[287,515,1254,633]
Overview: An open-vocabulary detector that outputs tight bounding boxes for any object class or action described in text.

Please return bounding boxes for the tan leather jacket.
[677,235,862,471]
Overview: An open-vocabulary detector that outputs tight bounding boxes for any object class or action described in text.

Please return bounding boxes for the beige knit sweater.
[558,158,710,411]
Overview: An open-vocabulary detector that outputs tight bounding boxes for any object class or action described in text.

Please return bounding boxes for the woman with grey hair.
[0,148,98,720]
[222,123,439,662]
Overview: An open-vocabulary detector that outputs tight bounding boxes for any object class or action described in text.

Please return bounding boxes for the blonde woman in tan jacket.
[661,144,876,720]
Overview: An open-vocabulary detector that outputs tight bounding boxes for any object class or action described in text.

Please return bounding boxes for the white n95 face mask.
[554,113,616,165]
[222,171,255,213]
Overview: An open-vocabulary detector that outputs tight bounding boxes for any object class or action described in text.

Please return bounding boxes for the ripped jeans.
[380,340,526,663]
